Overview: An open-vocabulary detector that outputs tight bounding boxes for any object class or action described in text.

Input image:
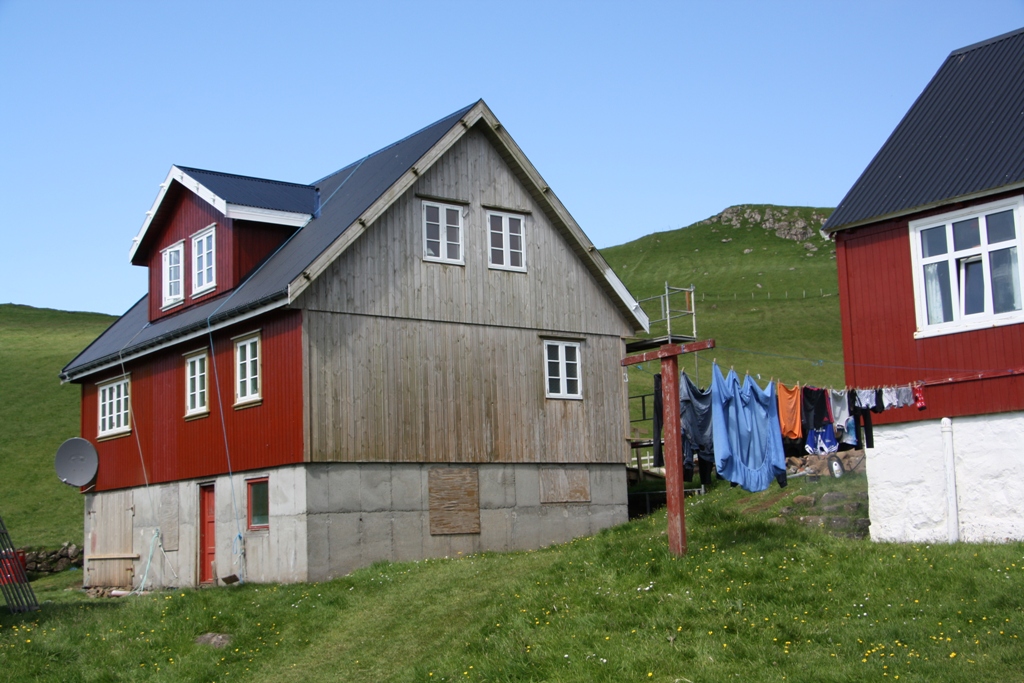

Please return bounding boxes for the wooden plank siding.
[299,127,633,465]
[81,310,304,491]
[835,190,1024,425]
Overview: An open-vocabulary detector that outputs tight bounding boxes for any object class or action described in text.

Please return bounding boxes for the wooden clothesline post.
[621,338,715,556]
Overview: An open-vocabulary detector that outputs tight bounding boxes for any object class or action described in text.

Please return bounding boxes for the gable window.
[234,333,261,405]
[185,350,208,417]
[911,197,1024,338]
[488,211,526,271]
[422,201,463,264]
[98,375,131,437]
[161,242,184,308]
[192,225,216,295]
[544,340,581,399]
[247,477,269,530]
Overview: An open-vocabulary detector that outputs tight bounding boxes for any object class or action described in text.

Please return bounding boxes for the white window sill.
[489,264,527,273]
[161,299,184,311]
[423,256,464,266]
[192,284,216,298]
[97,429,131,441]
[185,410,209,421]
[234,398,262,410]
[545,395,583,401]
[914,313,1024,339]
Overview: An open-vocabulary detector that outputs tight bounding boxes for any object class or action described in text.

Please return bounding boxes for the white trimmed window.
[98,376,131,437]
[235,334,261,405]
[911,196,1024,338]
[544,341,581,399]
[192,225,216,295]
[422,201,463,264]
[488,211,526,272]
[161,241,184,308]
[185,351,208,416]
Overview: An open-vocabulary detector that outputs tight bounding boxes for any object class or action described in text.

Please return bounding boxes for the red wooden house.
[62,101,649,587]
[825,28,1024,543]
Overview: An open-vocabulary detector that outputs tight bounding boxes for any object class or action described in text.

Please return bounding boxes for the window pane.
[961,258,985,315]
[447,243,459,260]
[490,231,503,249]
[425,205,439,223]
[986,210,1016,244]
[510,252,522,268]
[953,217,980,251]
[564,345,576,363]
[426,239,440,258]
[924,262,954,324]
[250,481,269,527]
[546,344,559,361]
[446,208,459,226]
[509,234,522,251]
[447,225,459,246]
[990,247,1021,314]
[548,360,560,380]
[548,377,560,394]
[566,379,579,395]
[921,226,947,257]
[490,215,503,231]
[491,248,504,265]
[509,217,521,235]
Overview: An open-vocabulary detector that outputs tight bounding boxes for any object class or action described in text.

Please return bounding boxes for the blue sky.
[2,1,1022,315]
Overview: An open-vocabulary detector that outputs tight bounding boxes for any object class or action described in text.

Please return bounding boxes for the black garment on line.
[652,374,664,468]
[852,407,875,449]
[801,386,832,433]
[680,371,715,482]
[872,389,885,414]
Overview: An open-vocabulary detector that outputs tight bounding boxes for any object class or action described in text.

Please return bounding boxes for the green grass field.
[4,474,1023,682]
[0,304,116,547]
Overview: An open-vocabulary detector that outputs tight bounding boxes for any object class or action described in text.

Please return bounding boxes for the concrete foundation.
[84,463,627,588]
[867,411,1024,543]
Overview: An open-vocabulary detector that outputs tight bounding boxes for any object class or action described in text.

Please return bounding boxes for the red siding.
[232,220,294,282]
[144,190,234,322]
[81,309,304,491]
[836,191,1024,425]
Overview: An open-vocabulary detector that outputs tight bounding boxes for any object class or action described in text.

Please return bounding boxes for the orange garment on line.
[777,382,802,440]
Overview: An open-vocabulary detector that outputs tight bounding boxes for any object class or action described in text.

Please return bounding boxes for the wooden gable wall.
[836,189,1024,425]
[299,126,633,464]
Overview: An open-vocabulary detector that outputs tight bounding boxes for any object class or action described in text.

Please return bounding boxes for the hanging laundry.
[896,385,914,407]
[805,424,840,454]
[711,365,786,493]
[679,372,714,485]
[801,386,833,435]
[839,415,858,446]
[882,386,900,409]
[652,374,664,468]
[913,384,927,410]
[873,388,885,413]
[777,382,802,440]
[855,388,876,410]
[830,388,850,434]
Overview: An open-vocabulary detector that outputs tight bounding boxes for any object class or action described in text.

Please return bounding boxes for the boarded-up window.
[428,467,480,535]
[539,467,591,503]
[160,486,179,552]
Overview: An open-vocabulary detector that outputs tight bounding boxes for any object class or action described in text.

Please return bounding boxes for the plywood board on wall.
[428,467,480,535]
[539,467,591,503]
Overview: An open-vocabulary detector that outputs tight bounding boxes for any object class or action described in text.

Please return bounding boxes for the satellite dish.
[54,437,98,487]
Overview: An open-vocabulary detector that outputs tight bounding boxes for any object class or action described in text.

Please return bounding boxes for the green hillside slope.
[603,205,842,396]
[0,304,116,547]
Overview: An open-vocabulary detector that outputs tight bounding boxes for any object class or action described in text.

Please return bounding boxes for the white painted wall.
[868,411,1024,543]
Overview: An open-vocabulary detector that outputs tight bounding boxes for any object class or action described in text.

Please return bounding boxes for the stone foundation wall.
[20,543,83,574]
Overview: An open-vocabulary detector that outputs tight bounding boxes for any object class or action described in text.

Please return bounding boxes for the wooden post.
[660,354,686,555]
[621,338,715,557]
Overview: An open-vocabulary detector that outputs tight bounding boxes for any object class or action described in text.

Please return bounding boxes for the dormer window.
[192,225,216,296]
[161,241,184,308]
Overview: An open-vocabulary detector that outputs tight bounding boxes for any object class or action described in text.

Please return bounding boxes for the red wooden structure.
[621,339,714,556]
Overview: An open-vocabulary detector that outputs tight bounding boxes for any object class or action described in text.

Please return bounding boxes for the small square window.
[247,478,269,530]
[192,225,216,296]
[544,341,581,399]
[161,242,184,308]
[234,334,261,405]
[185,351,208,417]
[488,211,526,272]
[422,201,463,264]
[98,376,131,437]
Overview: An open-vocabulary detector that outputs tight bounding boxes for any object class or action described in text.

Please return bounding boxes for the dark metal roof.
[824,27,1024,233]
[176,166,320,214]
[62,102,477,380]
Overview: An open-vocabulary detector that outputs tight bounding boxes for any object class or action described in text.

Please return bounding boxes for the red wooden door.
[199,484,216,584]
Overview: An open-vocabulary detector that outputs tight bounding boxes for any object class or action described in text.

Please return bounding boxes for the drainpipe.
[941,417,959,543]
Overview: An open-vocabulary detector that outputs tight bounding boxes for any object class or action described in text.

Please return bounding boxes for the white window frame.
[185,350,209,417]
[910,196,1024,339]
[422,201,464,265]
[191,224,217,296]
[98,375,131,437]
[161,241,184,309]
[234,333,261,406]
[487,211,527,272]
[544,340,582,400]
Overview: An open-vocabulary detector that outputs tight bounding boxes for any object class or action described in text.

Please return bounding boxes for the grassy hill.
[601,205,841,436]
[0,304,116,547]
[7,475,1024,682]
